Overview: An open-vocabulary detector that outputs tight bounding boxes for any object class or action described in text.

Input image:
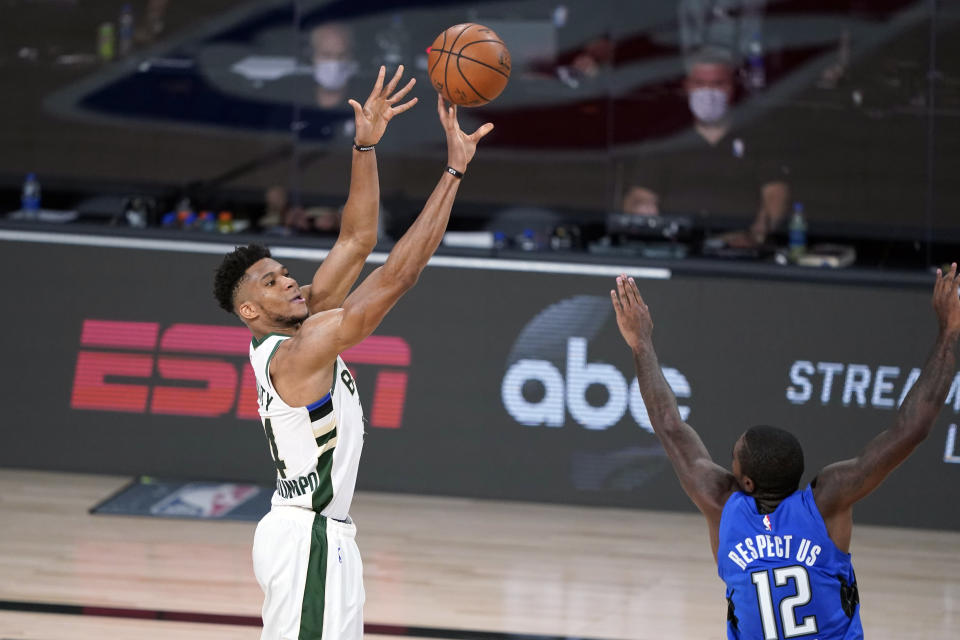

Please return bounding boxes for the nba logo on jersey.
[762,514,773,531]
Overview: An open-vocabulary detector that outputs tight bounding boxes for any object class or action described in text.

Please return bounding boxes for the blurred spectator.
[258,185,293,232]
[621,48,791,248]
[259,186,394,240]
[571,37,614,79]
[134,0,170,45]
[310,23,359,109]
[686,52,736,145]
[679,0,765,65]
[621,186,660,216]
[287,205,341,236]
[259,186,339,236]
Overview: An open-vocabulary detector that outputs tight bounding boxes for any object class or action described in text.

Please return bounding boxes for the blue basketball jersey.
[718,487,863,640]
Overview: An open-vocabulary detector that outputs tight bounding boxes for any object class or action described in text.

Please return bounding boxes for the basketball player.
[610,267,960,639]
[212,67,493,639]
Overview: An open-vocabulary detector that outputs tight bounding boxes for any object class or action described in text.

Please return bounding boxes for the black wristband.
[445,166,464,179]
[354,143,376,152]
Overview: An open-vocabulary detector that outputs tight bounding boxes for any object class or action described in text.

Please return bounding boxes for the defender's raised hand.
[934,262,960,336]
[611,275,654,352]
[438,95,494,173]
[349,65,418,147]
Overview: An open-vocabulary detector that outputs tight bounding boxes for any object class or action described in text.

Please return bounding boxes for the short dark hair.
[213,244,272,313]
[739,425,804,496]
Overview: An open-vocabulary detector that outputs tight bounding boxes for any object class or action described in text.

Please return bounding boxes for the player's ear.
[739,474,756,494]
[238,300,259,322]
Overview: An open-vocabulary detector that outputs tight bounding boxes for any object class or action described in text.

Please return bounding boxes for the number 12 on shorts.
[750,566,819,639]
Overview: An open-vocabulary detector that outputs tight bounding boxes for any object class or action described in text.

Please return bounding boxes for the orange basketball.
[428,23,511,106]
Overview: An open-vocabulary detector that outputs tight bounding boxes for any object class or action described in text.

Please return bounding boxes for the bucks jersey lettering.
[249,333,365,521]
[718,487,863,640]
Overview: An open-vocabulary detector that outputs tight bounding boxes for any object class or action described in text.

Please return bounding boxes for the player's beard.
[267,308,308,327]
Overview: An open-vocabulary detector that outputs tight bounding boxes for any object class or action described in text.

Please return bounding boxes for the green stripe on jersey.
[315,427,337,448]
[300,514,328,639]
[251,331,288,349]
[311,448,335,512]
[264,339,283,384]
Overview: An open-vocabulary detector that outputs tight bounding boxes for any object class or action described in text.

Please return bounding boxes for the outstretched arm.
[814,263,960,550]
[305,65,418,314]
[611,276,738,553]
[332,98,492,346]
[272,96,493,405]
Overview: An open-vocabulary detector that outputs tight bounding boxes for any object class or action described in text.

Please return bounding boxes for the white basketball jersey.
[249,333,365,521]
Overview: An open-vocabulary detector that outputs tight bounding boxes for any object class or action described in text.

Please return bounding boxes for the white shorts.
[253,506,364,640]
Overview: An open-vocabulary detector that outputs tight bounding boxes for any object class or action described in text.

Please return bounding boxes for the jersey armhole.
[263,339,284,396]
[302,357,339,409]
[716,491,743,566]
[720,490,741,515]
[802,485,848,558]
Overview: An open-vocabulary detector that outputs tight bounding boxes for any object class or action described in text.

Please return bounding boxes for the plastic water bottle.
[518,229,539,251]
[746,33,765,90]
[119,4,134,57]
[98,22,115,61]
[217,211,235,233]
[788,202,807,262]
[200,211,217,232]
[21,173,41,220]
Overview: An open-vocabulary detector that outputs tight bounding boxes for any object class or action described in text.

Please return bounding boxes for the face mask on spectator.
[313,59,357,90]
[688,88,729,123]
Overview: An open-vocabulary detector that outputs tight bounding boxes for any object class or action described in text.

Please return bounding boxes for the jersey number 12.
[750,565,819,639]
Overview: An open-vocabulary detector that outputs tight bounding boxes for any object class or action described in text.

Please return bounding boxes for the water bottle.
[21,173,41,220]
[550,226,573,251]
[98,22,115,62]
[217,211,235,233]
[200,211,217,232]
[518,229,538,251]
[746,33,765,90]
[788,202,807,262]
[119,4,134,57]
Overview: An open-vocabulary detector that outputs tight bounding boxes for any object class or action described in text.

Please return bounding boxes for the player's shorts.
[253,505,364,640]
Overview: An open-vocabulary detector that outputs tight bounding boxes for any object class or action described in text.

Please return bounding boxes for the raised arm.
[273,96,492,403]
[331,98,492,347]
[814,263,960,550]
[305,65,418,314]
[611,276,738,548]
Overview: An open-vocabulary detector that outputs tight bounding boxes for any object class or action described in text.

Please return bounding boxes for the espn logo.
[71,320,410,428]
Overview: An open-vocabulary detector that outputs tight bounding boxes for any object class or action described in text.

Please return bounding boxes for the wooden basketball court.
[0,469,957,639]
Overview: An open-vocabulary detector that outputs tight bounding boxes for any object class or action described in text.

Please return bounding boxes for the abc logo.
[501,296,692,432]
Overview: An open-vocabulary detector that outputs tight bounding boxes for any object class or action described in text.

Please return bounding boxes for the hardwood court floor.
[0,470,958,639]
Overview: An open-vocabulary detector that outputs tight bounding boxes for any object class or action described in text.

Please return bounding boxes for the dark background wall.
[2,236,957,529]
[2,0,958,239]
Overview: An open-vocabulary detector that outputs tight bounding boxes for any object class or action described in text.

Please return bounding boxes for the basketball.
[428,23,511,106]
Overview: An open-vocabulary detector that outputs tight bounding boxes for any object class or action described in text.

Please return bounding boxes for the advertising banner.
[2,238,957,529]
